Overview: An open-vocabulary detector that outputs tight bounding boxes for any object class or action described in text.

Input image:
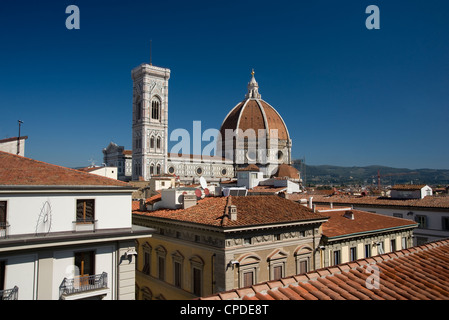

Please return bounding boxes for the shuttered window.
[0,201,6,229]
[76,199,95,223]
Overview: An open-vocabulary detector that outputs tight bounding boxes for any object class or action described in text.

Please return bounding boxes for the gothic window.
[136,97,143,120]
[150,164,155,175]
[156,164,161,175]
[151,98,161,120]
[150,136,155,149]
[156,136,161,150]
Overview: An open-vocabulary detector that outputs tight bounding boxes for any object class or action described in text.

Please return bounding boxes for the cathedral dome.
[219,71,290,142]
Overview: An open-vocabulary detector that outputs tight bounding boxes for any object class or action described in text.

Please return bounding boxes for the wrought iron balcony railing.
[0,222,10,239]
[0,286,18,300]
[59,272,108,298]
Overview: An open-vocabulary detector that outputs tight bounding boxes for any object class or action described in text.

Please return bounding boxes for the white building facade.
[0,151,153,300]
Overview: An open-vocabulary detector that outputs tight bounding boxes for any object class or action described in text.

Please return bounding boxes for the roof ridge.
[0,151,130,187]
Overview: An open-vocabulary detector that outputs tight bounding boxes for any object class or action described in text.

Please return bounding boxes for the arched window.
[151,98,161,120]
[156,164,161,175]
[156,136,161,150]
[150,164,154,175]
[136,96,143,120]
[150,136,155,149]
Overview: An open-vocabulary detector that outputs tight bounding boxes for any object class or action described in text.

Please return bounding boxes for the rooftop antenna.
[17,120,23,155]
[149,40,152,66]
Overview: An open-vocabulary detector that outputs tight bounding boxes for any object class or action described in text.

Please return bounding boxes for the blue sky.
[1,0,448,169]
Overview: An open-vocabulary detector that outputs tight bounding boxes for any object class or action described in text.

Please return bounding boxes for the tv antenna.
[17,120,23,155]
[150,40,153,66]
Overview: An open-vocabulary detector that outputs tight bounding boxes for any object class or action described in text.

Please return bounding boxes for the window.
[273,265,283,280]
[221,168,227,176]
[401,237,408,250]
[174,261,182,288]
[151,99,160,120]
[196,167,203,176]
[274,234,281,241]
[350,247,357,261]
[155,246,167,281]
[243,271,254,287]
[0,201,6,229]
[442,217,449,231]
[243,237,251,245]
[75,251,95,285]
[333,250,341,265]
[391,239,397,252]
[377,241,385,254]
[156,137,161,150]
[190,255,204,296]
[76,199,95,223]
[150,136,155,149]
[168,166,175,174]
[142,244,151,275]
[158,256,165,280]
[150,164,154,175]
[136,98,142,120]
[415,215,428,229]
[192,267,202,296]
[156,164,161,175]
[172,251,184,289]
[365,244,371,258]
[299,260,308,274]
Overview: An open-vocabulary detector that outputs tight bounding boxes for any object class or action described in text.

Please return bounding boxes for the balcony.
[0,286,18,300]
[59,272,108,300]
[0,222,9,239]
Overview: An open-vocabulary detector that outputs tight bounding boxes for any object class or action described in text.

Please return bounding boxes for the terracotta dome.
[219,71,290,141]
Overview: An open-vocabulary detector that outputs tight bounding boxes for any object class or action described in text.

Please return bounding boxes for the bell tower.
[131,63,170,181]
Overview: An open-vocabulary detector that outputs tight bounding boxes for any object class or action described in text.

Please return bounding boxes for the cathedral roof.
[220,71,290,141]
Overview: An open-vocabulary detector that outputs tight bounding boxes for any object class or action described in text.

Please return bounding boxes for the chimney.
[183,194,197,209]
[139,199,146,211]
[308,197,313,209]
[344,210,355,220]
[228,205,237,221]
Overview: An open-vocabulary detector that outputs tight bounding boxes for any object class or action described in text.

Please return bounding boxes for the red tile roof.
[133,195,328,228]
[272,164,300,180]
[0,151,130,187]
[321,209,418,239]
[288,194,449,209]
[200,239,449,300]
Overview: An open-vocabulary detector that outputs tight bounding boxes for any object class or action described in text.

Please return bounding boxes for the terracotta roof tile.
[290,193,449,209]
[0,151,130,187]
[321,209,417,239]
[200,239,449,300]
[133,195,328,228]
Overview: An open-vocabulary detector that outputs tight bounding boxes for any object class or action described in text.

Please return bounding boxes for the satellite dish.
[195,189,202,198]
[199,176,208,190]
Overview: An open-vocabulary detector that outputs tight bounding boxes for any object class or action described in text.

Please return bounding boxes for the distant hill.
[291,161,449,186]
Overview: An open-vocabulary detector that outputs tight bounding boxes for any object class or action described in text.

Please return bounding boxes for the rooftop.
[133,195,328,228]
[289,193,449,209]
[0,151,130,188]
[320,209,418,239]
[200,238,449,300]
